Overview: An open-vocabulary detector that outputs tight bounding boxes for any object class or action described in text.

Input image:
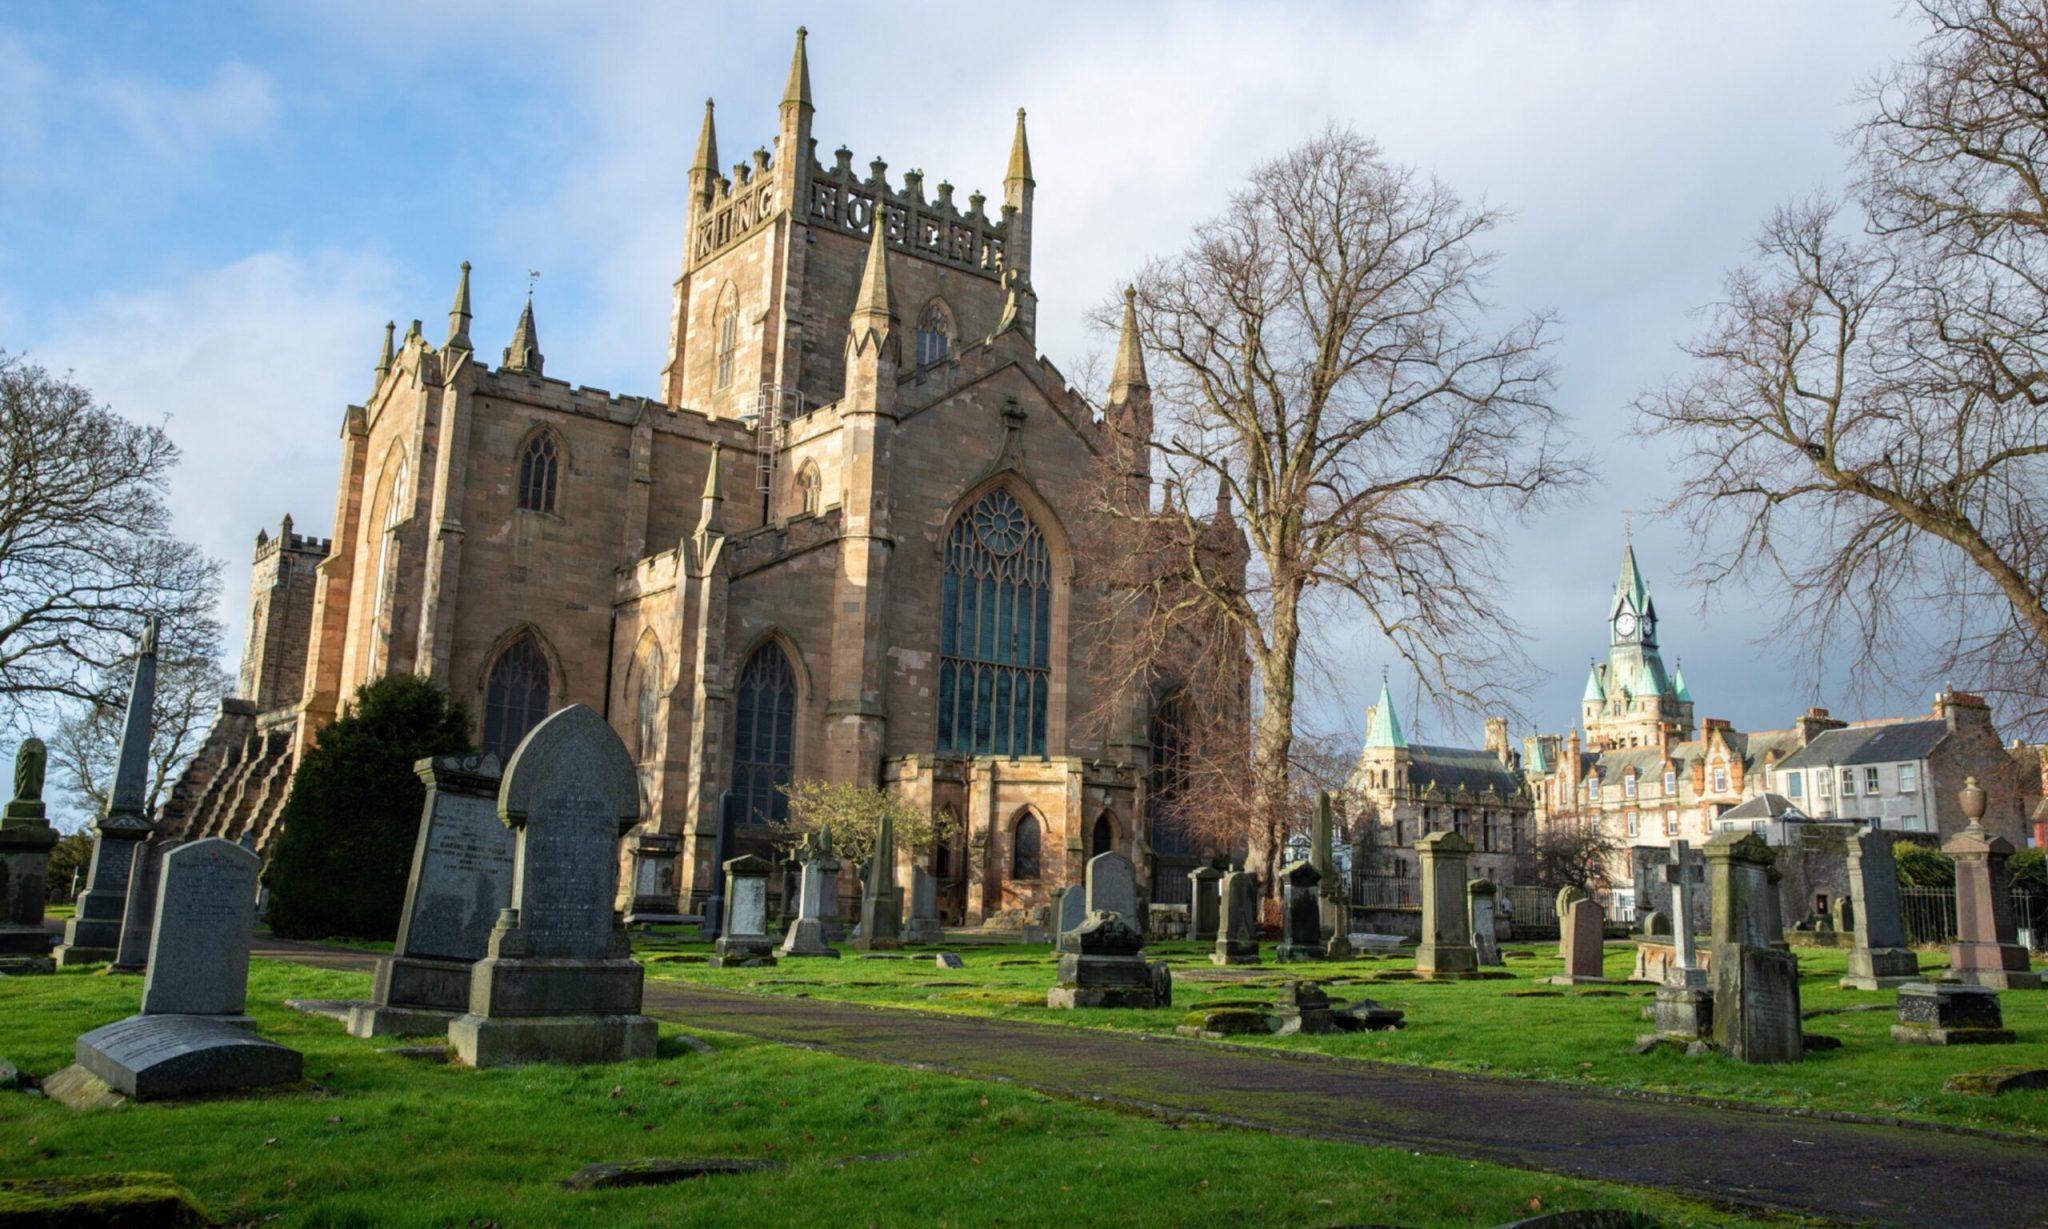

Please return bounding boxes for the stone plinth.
[351,754,512,1038]
[1840,829,1919,991]
[1892,982,2014,1046]
[1212,869,1260,966]
[1273,980,1336,1036]
[0,738,58,973]
[622,830,681,924]
[449,706,656,1068]
[711,854,778,967]
[1653,985,1714,1042]
[1943,804,2041,991]
[781,846,842,958]
[1275,860,1326,963]
[1412,832,1474,976]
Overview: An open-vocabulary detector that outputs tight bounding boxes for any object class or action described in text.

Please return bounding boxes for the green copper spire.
[1365,677,1406,750]
[1673,661,1692,703]
[1582,662,1606,704]
[1611,542,1654,621]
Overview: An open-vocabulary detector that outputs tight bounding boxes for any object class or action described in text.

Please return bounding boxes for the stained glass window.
[916,303,951,366]
[937,488,1051,757]
[484,634,550,760]
[733,643,796,826]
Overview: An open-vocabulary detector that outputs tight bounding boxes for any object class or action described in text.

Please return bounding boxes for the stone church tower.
[163,30,1216,925]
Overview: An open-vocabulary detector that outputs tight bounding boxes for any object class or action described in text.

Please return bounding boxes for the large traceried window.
[714,286,739,390]
[630,637,664,762]
[368,456,408,676]
[916,302,951,366]
[732,642,797,826]
[483,633,551,761]
[1147,691,1193,857]
[518,430,559,513]
[938,487,1051,757]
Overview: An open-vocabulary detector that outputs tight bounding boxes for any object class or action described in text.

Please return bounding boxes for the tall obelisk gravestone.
[56,619,160,967]
[0,738,59,973]
[449,706,656,1067]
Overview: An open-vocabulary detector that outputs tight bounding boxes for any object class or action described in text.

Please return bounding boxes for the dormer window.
[1624,772,1637,799]
[1712,765,1729,793]
[1663,768,1677,795]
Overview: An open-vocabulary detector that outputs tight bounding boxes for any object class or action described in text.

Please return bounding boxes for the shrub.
[1892,840,1954,888]
[263,675,471,940]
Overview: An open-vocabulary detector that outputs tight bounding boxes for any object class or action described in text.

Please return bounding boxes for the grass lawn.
[637,932,2048,1137]
[0,962,1785,1228]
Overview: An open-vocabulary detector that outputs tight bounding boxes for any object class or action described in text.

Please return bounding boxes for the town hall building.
[161,30,1210,924]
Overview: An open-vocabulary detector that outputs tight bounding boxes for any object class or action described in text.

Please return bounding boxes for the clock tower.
[1582,543,1694,749]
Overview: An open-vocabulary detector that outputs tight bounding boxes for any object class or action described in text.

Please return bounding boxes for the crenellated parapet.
[799,150,1011,281]
[253,524,332,562]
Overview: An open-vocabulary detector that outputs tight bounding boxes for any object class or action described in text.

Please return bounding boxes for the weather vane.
[1623,508,1635,542]
[526,268,541,298]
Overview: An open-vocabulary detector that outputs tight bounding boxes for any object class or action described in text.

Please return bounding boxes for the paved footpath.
[254,939,2048,1228]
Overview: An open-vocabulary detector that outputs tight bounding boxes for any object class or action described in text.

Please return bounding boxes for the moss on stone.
[0,1173,209,1228]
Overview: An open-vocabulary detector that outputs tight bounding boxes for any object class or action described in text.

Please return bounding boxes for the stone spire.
[446,261,473,352]
[849,206,896,342]
[697,441,724,537]
[373,320,395,390]
[1005,107,1034,187]
[1110,286,1148,396]
[690,98,719,201]
[782,26,812,112]
[106,617,160,825]
[502,294,543,375]
[1365,677,1406,750]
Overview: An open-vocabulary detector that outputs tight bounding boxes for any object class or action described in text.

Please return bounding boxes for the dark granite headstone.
[1188,866,1222,942]
[712,855,777,966]
[1275,860,1325,963]
[1049,911,1161,1008]
[1841,828,1918,990]
[1212,869,1261,966]
[1892,982,2014,1045]
[55,623,159,967]
[110,837,178,974]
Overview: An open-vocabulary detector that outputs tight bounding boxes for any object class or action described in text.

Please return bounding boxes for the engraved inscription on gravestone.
[142,840,260,1017]
[403,789,514,962]
[731,874,768,937]
[518,790,618,960]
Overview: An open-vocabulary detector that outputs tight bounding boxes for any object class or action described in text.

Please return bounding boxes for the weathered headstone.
[780,839,841,958]
[110,835,179,975]
[711,855,777,967]
[1891,982,2015,1046]
[1048,911,1165,1009]
[1467,878,1503,967]
[903,865,943,943]
[0,738,59,974]
[1188,866,1222,942]
[1831,896,1854,935]
[1275,861,1326,962]
[850,804,902,951]
[72,838,303,1100]
[55,621,159,967]
[448,705,656,1068]
[1084,851,1138,923]
[1641,910,1671,938]
[350,754,514,1037]
[1944,777,2041,990]
[1550,897,1608,985]
[1704,830,1802,1063]
[1412,831,1474,976]
[1839,828,1919,991]
[1273,980,1336,1036]
[1653,841,1713,1040]
[1056,884,1086,943]
[1212,868,1261,966]
[622,830,683,924]
[1763,861,1789,951]
[698,790,736,941]
[1554,884,1587,958]
[1310,790,1345,938]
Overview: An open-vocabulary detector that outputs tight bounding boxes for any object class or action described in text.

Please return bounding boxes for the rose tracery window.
[938,487,1051,757]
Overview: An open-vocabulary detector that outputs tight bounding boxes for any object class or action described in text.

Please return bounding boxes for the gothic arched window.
[518,430,559,514]
[1011,812,1041,880]
[732,642,797,826]
[1148,691,1193,857]
[916,302,951,366]
[715,286,739,390]
[797,462,821,517]
[1091,813,1114,858]
[483,633,551,760]
[938,487,1052,757]
[630,636,664,762]
[368,454,408,677]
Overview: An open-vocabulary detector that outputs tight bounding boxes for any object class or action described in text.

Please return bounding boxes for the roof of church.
[1407,745,1521,797]
[1777,720,1950,772]
[1365,679,1406,749]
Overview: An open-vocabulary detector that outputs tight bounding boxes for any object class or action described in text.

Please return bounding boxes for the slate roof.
[1718,792,1806,821]
[1776,721,1949,772]
[1407,745,1521,797]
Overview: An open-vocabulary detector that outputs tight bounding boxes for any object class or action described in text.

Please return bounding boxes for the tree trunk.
[1251,590,1301,900]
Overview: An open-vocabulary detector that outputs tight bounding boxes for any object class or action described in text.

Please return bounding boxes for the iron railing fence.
[1898,886,2044,950]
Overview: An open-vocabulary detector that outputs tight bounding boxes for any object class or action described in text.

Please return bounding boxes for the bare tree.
[0,353,221,723]
[49,650,232,819]
[1529,820,1623,893]
[1639,1,2048,732]
[1090,127,1583,892]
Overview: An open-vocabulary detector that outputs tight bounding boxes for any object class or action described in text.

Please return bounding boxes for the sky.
[0,1,1949,753]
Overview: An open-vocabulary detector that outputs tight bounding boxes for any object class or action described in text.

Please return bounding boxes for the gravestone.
[1310,790,1345,938]
[1056,885,1087,942]
[1554,885,1587,958]
[1188,866,1222,942]
[73,838,303,1100]
[1944,778,2041,990]
[1891,982,2015,1046]
[1704,830,1802,1063]
[711,855,778,966]
[1273,980,1336,1036]
[1654,841,1713,1041]
[1550,897,1608,985]
[622,830,683,924]
[1839,828,1919,991]
[56,621,160,967]
[1764,862,1789,951]
[1084,851,1138,923]
[1412,831,1474,976]
[780,838,841,958]
[1275,861,1326,962]
[1048,911,1165,1009]
[903,865,944,943]
[349,754,514,1037]
[448,705,657,1067]
[110,836,179,974]
[1212,868,1261,965]
[0,738,59,974]
[1467,878,1503,967]
[699,790,736,941]
[850,804,902,951]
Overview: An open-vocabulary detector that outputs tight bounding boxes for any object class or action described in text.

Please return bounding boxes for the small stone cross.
[1661,840,1705,986]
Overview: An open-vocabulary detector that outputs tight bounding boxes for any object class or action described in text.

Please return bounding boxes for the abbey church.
[161,30,1206,923]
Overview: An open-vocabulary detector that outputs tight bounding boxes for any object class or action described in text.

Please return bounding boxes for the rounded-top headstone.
[497,705,641,961]
[141,838,262,1016]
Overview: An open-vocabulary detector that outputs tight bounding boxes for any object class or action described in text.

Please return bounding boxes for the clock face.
[1616,612,1637,638]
